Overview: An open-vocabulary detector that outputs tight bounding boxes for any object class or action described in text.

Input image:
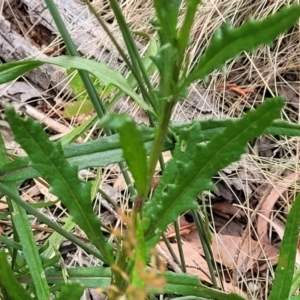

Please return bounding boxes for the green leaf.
[64,69,115,117]
[0,235,22,251]
[0,60,43,82]
[0,131,50,300]
[185,5,300,86]
[0,182,103,260]
[5,108,113,264]
[3,117,300,183]
[143,97,284,246]
[177,0,201,61]
[0,57,152,113]
[161,272,246,300]
[153,0,182,42]
[100,113,147,197]
[54,282,84,300]
[269,193,300,300]
[289,267,300,297]
[0,251,32,300]
[44,267,112,288]
[43,267,246,299]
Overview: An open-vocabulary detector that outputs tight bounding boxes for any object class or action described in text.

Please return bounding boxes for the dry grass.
[1,0,300,299]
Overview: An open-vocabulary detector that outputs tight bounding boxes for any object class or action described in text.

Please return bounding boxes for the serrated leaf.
[3,117,300,183]
[0,251,32,300]
[100,113,147,197]
[0,57,152,113]
[185,5,300,86]
[5,108,113,264]
[143,97,284,246]
[153,0,181,42]
[269,193,300,300]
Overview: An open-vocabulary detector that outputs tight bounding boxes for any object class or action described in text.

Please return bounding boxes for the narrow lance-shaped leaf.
[2,118,300,183]
[0,132,50,300]
[153,0,182,43]
[5,108,113,264]
[0,57,152,113]
[184,5,300,86]
[161,272,246,300]
[0,61,43,83]
[269,193,300,300]
[100,113,148,197]
[143,97,284,246]
[0,251,32,300]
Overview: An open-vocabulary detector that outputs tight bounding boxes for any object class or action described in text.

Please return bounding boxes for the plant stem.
[146,101,175,195]
[44,0,136,198]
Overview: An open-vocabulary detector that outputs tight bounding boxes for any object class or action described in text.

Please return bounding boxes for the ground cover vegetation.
[0,0,300,299]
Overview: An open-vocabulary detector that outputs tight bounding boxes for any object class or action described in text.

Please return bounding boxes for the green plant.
[1,0,300,299]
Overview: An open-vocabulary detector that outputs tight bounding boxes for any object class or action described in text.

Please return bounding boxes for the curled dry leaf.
[207,234,279,272]
[212,202,246,219]
[159,235,247,297]
[257,171,300,244]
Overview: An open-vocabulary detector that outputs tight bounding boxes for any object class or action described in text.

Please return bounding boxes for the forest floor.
[1,1,300,299]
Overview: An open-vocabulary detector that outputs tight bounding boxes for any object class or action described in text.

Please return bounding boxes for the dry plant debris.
[1,0,300,299]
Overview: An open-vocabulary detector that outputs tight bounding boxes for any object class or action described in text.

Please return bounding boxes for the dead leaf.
[159,240,211,283]
[159,234,247,297]
[0,82,42,102]
[34,178,58,202]
[207,234,279,272]
[257,171,300,244]
[213,202,245,219]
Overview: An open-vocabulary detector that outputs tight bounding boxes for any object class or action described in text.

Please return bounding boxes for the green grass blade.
[41,56,152,112]
[161,272,246,300]
[3,117,300,183]
[289,268,300,297]
[0,132,50,300]
[185,5,300,86]
[54,282,84,300]
[173,118,300,142]
[0,251,32,300]
[44,267,111,288]
[0,182,103,260]
[43,266,245,299]
[0,235,22,251]
[108,0,156,108]
[0,61,43,82]
[44,0,111,129]
[10,204,50,299]
[2,117,300,183]
[143,97,284,245]
[5,107,113,264]
[100,113,147,197]
[0,57,152,113]
[269,193,300,300]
